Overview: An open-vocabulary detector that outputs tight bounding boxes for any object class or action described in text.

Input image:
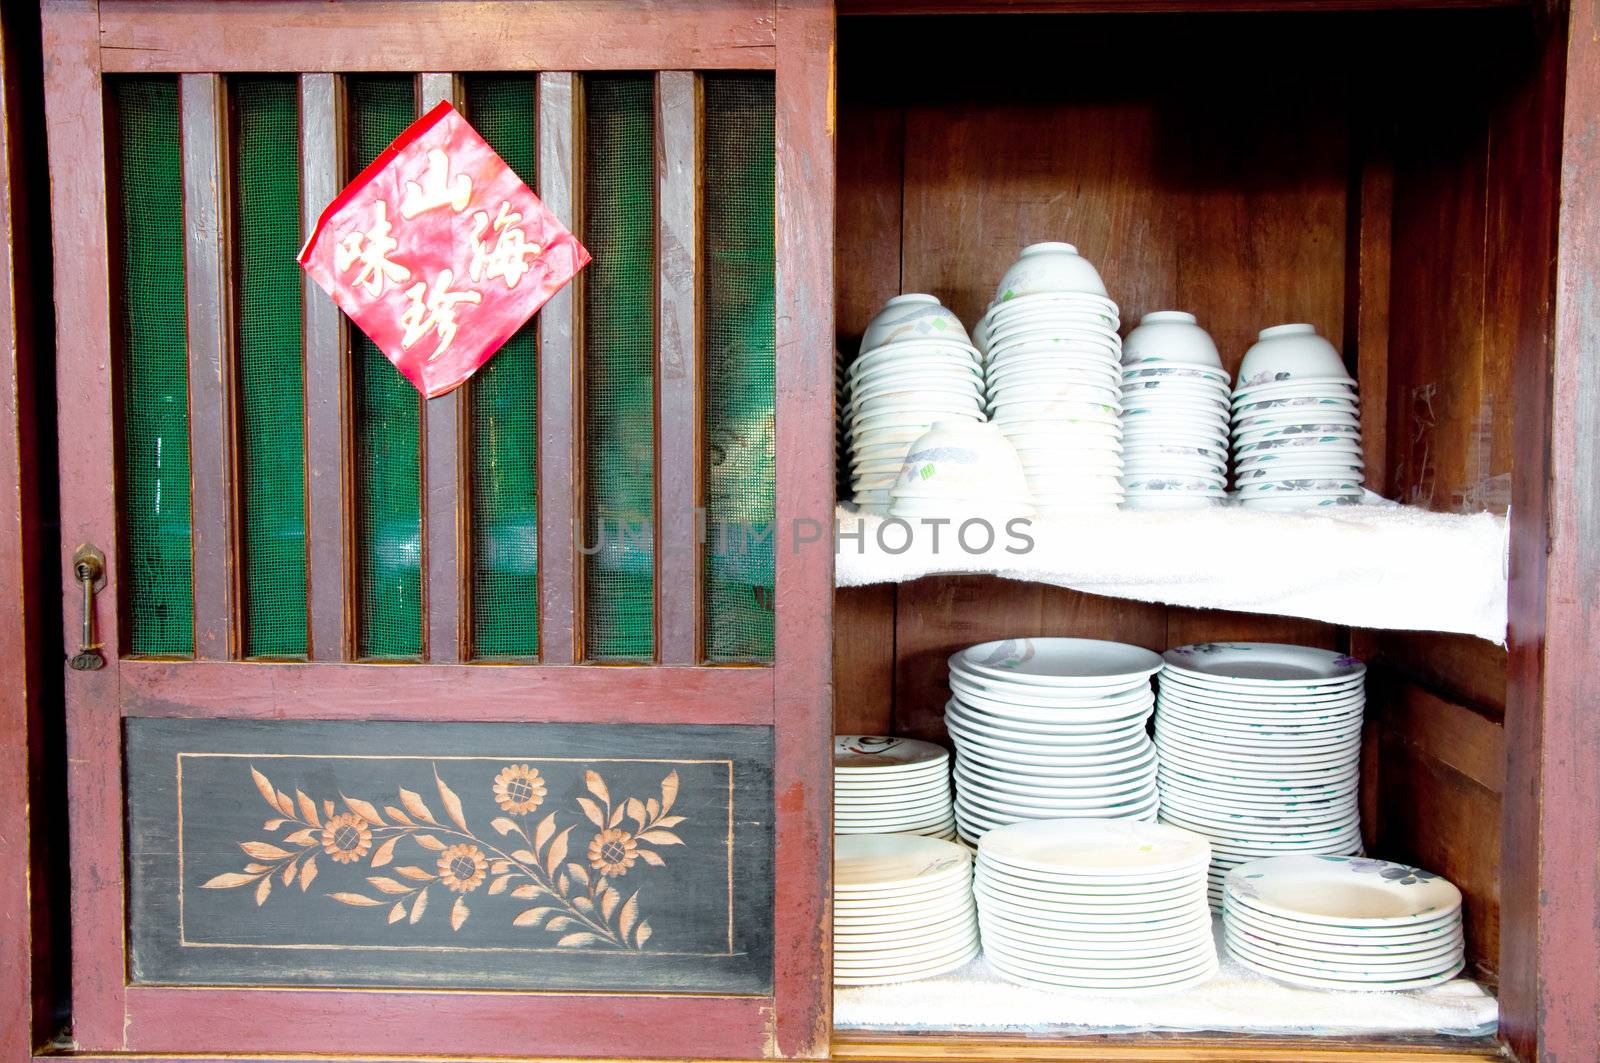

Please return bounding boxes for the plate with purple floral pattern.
[1161,643,1366,689]
[1224,854,1462,927]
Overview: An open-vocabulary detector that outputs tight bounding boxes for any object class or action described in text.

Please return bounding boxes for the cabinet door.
[42,1,833,1057]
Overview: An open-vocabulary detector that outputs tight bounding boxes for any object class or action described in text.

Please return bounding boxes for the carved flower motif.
[493,763,548,815]
[589,828,639,877]
[320,813,373,864]
[437,844,489,893]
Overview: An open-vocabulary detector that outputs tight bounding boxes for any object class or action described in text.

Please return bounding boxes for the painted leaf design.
[576,797,605,829]
[255,876,272,906]
[329,892,383,906]
[584,769,609,805]
[388,901,407,924]
[646,798,659,821]
[263,818,287,831]
[395,865,436,882]
[244,862,273,873]
[600,887,621,920]
[283,829,317,846]
[634,920,653,947]
[280,861,297,887]
[490,817,518,836]
[557,932,598,947]
[626,797,646,831]
[409,887,429,924]
[239,841,292,860]
[510,884,541,900]
[451,897,469,931]
[637,848,666,867]
[299,857,318,892]
[513,907,552,927]
[636,830,683,846]
[532,812,556,855]
[545,826,573,876]
[487,874,511,896]
[342,794,386,826]
[571,895,594,911]
[546,915,576,932]
[275,790,296,818]
[384,805,415,826]
[557,871,570,895]
[660,770,679,813]
[369,835,400,868]
[398,787,438,825]
[434,769,470,833]
[367,877,412,895]
[608,804,625,828]
[250,766,279,812]
[412,834,447,852]
[565,862,590,888]
[655,815,686,828]
[491,859,511,874]
[201,871,259,889]
[296,790,321,826]
[323,798,336,819]
[618,892,640,939]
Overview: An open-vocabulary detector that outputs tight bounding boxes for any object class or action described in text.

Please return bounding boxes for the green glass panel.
[347,76,422,659]
[232,76,308,658]
[464,76,539,659]
[113,77,193,656]
[582,75,655,661]
[702,74,776,663]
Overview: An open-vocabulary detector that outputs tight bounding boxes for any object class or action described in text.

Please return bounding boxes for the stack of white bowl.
[973,243,1125,518]
[1152,642,1366,907]
[834,833,980,985]
[834,735,956,841]
[1230,324,1365,509]
[1119,311,1232,510]
[1223,855,1466,991]
[945,637,1163,844]
[887,419,1035,522]
[844,295,987,516]
[974,819,1218,993]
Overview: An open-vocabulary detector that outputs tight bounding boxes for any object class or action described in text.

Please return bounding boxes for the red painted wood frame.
[39,0,833,1058]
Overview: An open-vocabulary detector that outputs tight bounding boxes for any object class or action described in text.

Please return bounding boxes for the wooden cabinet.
[0,1,1596,1061]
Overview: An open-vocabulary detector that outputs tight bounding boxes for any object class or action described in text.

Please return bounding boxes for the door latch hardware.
[69,544,106,671]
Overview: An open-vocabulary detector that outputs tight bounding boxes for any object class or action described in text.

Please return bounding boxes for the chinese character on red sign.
[300,101,590,398]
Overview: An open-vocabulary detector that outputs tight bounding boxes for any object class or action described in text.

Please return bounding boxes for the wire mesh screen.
[702,74,776,663]
[348,76,423,659]
[464,76,540,659]
[232,77,308,659]
[112,77,194,657]
[582,75,655,661]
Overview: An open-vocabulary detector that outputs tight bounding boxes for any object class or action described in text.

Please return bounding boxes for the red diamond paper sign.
[300,101,589,398]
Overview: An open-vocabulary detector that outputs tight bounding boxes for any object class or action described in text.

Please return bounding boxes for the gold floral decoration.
[200,763,685,949]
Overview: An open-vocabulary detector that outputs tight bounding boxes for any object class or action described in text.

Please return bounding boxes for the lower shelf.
[831,1029,1505,1062]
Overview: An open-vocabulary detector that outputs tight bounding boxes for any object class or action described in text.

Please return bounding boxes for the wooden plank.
[655,71,701,665]
[832,1030,1507,1061]
[98,0,777,72]
[1379,680,1506,796]
[1349,142,1393,498]
[418,74,465,664]
[1503,2,1600,1058]
[119,659,774,726]
[773,0,835,1055]
[41,0,127,1049]
[300,73,350,662]
[537,72,579,664]
[834,584,896,736]
[181,73,236,660]
[117,989,772,1057]
[125,718,772,994]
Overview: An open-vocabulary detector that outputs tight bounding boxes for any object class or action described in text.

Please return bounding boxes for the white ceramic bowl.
[1236,324,1350,387]
[861,294,969,353]
[1122,311,1223,369]
[994,242,1109,301]
[889,420,1030,501]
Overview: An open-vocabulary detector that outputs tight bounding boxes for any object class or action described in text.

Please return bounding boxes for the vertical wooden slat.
[419,73,464,663]
[537,72,579,664]
[300,73,350,661]
[772,0,835,1055]
[655,71,700,664]
[43,0,127,1047]
[181,73,235,660]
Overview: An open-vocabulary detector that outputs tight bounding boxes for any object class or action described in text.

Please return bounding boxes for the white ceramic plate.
[1221,916,1463,965]
[835,833,972,893]
[1225,935,1463,985]
[1222,900,1463,946]
[952,735,1157,774]
[1162,643,1367,688]
[834,735,950,772]
[953,637,1163,688]
[977,817,1208,877]
[1224,855,1462,926]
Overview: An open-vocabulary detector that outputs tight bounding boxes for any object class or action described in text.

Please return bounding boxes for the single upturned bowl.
[993,242,1109,303]
[1236,323,1351,388]
[1122,310,1223,370]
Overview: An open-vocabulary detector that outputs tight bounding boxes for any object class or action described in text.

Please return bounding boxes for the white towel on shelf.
[833,917,1499,1037]
[833,497,1509,644]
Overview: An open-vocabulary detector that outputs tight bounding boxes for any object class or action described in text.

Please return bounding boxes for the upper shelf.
[834,500,1508,643]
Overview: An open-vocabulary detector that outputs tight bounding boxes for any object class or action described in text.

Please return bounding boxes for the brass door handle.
[69,544,105,671]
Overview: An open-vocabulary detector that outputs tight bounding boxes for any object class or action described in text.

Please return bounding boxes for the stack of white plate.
[834,833,979,985]
[1119,312,1231,510]
[1153,642,1366,907]
[1223,855,1466,990]
[973,243,1125,518]
[975,819,1218,993]
[845,295,986,515]
[945,638,1163,844]
[834,735,956,840]
[1230,324,1365,510]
